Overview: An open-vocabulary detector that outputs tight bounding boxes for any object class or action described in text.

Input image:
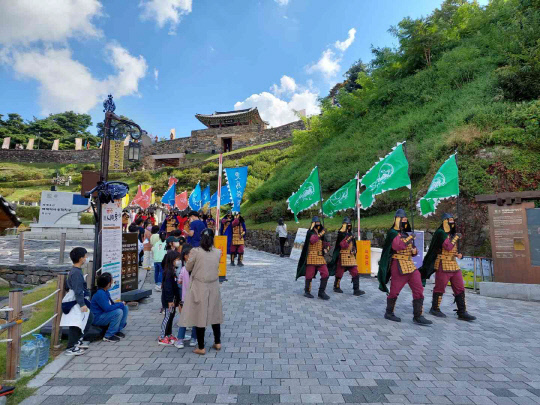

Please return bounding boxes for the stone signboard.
[39,191,90,225]
[488,202,539,284]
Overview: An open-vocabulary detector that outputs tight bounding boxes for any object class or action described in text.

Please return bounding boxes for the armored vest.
[435,235,460,272]
[391,235,416,275]
[232,224,245,246]
[340,238,356,267]
[307,237,326,266]
[166,219,176,233]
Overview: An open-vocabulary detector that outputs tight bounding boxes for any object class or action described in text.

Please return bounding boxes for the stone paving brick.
[20,249,540,405]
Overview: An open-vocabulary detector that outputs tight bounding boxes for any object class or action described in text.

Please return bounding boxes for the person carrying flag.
[420,213,476,321]
[296,216,330,300]
[378,209,432,326]
[328,217,365,296]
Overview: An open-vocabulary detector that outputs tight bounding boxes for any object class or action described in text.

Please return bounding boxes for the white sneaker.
[174,340,184,349]
[184,334,191,340]
[65,347,86,356]
[76,339,90,349]
[189,338,197,347]
[155,285,162,292]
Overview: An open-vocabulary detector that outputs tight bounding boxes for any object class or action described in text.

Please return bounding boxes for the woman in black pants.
[158,250,181,346]
[276,218,288,257]
[179,228,224,355]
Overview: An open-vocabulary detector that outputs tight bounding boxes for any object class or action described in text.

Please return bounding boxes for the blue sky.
[0,0,488,140]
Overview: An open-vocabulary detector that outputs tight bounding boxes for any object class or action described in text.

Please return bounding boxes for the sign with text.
[289,228,308,261]
[215,235,228,279]
[109,140,124,171]
[39,191,90,225]
[356,240,371,275]
[102,200,123,301]
[122,232,139,293]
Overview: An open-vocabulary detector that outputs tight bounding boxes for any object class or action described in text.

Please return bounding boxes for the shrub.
[16,206,40,221]
[201,162,218,173]
[132,171,152,184]
[80,213,96,225]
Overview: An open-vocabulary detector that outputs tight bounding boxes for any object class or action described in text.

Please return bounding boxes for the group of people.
[296,210,477,325]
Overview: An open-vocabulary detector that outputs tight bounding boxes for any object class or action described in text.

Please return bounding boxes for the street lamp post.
[90,95,144,292]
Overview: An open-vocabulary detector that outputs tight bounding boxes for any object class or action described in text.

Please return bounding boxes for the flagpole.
[216,153,223,235]
[356,172,361,240]
[402,143,415,233]
[317,166,324,227]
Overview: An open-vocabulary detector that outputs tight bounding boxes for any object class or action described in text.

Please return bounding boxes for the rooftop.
[195,107,267,128]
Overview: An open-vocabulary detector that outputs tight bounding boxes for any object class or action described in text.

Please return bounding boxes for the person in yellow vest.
[421,213,476,321]
[329,217,365,296]
[295,216,331,300]
[378,210,432,326]
[229,214,247,267]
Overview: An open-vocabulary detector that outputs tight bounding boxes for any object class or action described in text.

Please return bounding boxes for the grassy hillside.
[246,0,540,220]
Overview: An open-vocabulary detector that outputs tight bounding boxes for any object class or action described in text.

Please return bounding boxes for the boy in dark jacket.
[65,247,94,356]
[91,272,129,342]
[159,250,181,346]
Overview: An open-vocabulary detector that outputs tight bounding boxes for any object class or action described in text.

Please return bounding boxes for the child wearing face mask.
[158,250,181,346]
[174,244,197,349]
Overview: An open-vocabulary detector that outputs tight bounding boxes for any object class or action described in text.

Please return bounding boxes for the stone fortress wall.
[0,120,305,165]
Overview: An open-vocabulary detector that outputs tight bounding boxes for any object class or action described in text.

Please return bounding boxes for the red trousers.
[388,260,424,300]
[306,264,329,280]
[335,262,359,278]
[230,245,244,254]
[433,268,465,295]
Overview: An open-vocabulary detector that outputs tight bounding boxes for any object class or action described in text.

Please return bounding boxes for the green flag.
[287,166,321,222]
[359,142,411,209]
[418,153,459,217]
[322,176,357,218]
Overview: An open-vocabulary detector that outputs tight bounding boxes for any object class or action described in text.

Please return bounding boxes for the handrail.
[0,308,14,312]
[21,314,57,339]
[21,289,60,310]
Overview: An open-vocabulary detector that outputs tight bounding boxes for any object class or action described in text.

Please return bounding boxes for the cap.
[166,236,179,244]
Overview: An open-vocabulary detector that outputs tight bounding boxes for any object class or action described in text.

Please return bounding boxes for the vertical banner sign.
[410,231,425,270]
[109,140,124,171]
[121,232,139,293]
[356,240,371,275]
[102,200,123,301]
[225,166,248,213]
[289,228,308,261]
[214,235,228,279]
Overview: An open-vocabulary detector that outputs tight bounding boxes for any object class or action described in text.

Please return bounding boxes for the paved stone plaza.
[22,248,540,405]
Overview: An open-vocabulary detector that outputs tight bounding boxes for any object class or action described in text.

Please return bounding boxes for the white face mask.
[173,242,180,248]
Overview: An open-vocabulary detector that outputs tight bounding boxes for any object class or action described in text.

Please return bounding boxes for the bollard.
[51,274,67,348]
[18,232,24,264]
[59,233,66,264]
[473,257,477,293]
[6,289,23,381]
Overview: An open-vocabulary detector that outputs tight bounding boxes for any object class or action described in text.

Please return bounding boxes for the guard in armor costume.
[220,212,247,267]
[328,218,365,296]
[296,216,331,300]
[420,213,476,321]
[378,209,432,325]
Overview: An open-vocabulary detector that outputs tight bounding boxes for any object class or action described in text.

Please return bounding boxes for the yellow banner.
[356,240,371,275]
[109,140,124,171]
[214,235,228,278]
[122,193,130,209]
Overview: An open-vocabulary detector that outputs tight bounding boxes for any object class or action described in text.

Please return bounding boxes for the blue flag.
[210,186,232,208]
[201,185,211,207]
[188,182,202,211]
[161,183,176,207]
[224,166,248,213]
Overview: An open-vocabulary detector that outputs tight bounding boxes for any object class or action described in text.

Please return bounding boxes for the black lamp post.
[90,95,145,292]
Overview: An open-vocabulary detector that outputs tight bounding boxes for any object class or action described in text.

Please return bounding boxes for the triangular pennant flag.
[287,166,321,223]
[322,176,357,218]
[201,185,211,207]
[188,182,202,211]
[359,142,411,209]
[175,191,188,210]
[418,153,459,217]
[161,183,176,206]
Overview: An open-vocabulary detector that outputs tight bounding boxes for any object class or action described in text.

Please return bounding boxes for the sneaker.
[168,335,178,343]
[189,338,197,347]
[158,336,174,346]
[174,340,185,349]
[184,334,191,340]
[115,332,126,339]
[103,335,121,342]
[76,338,90,349]
[155,285,162,292]
[65,347,86,356]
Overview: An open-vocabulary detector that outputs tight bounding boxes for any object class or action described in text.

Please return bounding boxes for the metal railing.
[0,274,66,381]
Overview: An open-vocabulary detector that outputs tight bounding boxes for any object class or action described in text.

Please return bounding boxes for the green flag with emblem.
[287,166,321,223]
[418,153,459,217]
[322,176,357,218]
[359,142,411,209]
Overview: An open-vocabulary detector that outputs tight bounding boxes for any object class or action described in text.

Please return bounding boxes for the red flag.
[132,185,152,209]
[175,191,188,210]
[168,177,178,188]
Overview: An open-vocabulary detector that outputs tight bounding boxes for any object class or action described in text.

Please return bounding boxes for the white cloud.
[270,75,297,96]
[334,28,356,52]
[235,86,320,128]
[0,0,102,46]
[11,45,148,115]
[274,0,289,5]
[154,67,159,89]
[306,49,341,78]
[139,0,192,34]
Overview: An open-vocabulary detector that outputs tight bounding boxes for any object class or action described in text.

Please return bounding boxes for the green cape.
[296,229,316,280]
[377,228,399,293]
[420,227,448,283]
[328,231,349,277]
